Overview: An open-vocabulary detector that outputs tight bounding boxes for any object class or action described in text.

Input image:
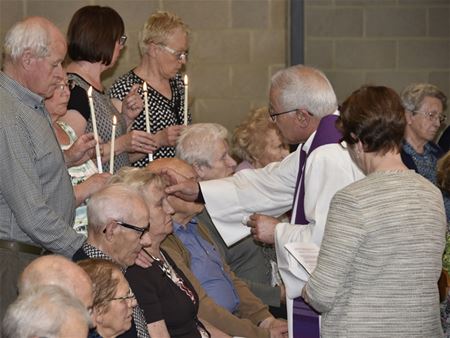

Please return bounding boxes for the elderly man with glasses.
[401,82,449,222]
[73,183,152,338]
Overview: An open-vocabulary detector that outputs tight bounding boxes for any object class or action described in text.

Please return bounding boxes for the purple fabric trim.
[293,297,320,338]
[293,115,342,224]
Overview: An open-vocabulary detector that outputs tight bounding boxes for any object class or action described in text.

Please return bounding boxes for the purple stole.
[292,114,342,338]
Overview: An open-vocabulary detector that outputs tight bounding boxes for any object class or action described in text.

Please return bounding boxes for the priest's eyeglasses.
[269,107,298,122]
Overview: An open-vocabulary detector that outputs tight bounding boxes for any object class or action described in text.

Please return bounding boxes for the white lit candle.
[87,86,103,173]
[109,115,117,174]
[142,82,153,162]
[184,74,188,126]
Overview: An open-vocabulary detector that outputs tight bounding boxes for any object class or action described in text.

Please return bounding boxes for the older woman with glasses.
[45,76,111,236]
[78,259,137,338]
[109,11,190,167]
[301,85,446,337]
[401,83,449,222]
[62,5,157,174]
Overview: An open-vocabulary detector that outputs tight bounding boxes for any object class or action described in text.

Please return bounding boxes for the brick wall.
[0,0,287,132]
[304,0,450,124]
[1,0,449,129]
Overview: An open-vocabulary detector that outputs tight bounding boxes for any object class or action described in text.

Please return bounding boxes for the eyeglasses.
[103,220,150,238]
[55,83,69,92]
[268,106,299,122]
[158,44,189,61]
[119,35,127,46]
[109,288,135,303]
[413,110,447,123]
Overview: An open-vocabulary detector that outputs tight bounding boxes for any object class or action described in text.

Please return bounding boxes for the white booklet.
[284,242,320,276]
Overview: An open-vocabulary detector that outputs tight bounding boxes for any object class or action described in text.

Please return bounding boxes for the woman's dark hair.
[67,6,124,65]
[337,85,406,154]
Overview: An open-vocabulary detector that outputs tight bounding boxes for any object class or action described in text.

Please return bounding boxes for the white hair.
[176,123,229,167]
[3,17,51,62]
[87,183,146,233]
[271,65,338,118]
[2,285,91,338]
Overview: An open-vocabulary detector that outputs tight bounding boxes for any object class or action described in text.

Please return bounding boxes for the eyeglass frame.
[108,287,135,303]
[268,106,299,122]
[412,110,447,123]
[158,44,189,61]
[119,35,127,46]
[103,220,150,238]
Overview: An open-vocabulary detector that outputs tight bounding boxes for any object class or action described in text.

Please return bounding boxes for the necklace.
[144,249,196,304]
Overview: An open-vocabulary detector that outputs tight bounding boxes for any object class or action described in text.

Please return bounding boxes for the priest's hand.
[163,168,200,202]
[247,213,278,244]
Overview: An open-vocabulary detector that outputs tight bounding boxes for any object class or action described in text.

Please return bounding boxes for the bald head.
[19,255,93,309]
[147,158,198,180]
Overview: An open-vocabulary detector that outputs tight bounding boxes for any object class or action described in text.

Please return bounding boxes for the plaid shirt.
[0,72,83,256]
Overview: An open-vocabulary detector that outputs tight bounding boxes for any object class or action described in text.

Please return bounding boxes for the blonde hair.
[232,107,285,164]
[138,11,189,55]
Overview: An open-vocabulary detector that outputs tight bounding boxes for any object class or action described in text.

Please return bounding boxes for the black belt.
[0,239,47,255]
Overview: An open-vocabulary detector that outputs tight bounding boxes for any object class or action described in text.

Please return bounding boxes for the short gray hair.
[400,83,447,112]
[2,285,91,338]
[3,17,51,62]
[87,183,145,233]
[271,65,338,118]
[176,123,229,167]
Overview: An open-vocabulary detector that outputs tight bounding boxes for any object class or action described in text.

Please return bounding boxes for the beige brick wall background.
[1,0,449,131]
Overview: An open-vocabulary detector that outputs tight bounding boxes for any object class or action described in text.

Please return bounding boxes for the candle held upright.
[142,81,153,162]
[87,86,103,173]
[183,74,188,126]
[109,115,117,174]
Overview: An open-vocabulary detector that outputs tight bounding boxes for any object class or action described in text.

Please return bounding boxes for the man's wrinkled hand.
[162,168,200,202]
[246,213,278,244]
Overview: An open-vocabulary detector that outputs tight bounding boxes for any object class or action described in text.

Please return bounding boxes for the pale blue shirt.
[173,218,240,313]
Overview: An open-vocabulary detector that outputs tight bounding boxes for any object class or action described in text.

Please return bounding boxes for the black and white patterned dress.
[109,70,190,167]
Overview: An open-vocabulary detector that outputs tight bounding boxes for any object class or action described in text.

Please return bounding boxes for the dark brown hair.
[67,6,124,65]
[338,85,406,154]
[77,259,121,314]
[437,151,450,194]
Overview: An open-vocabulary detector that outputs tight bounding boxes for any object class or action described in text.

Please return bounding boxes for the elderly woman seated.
[110,168,228,338]
[400,83,449,221]
[233,107,290,171]
[78,259,137,338]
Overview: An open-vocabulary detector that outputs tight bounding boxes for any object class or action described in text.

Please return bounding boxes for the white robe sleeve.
[200,146,301,246]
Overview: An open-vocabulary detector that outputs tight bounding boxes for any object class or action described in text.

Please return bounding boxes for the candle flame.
[184,74,188,85]
[112,115,117,125]
[143,82,147,92]
[87,86,93,97]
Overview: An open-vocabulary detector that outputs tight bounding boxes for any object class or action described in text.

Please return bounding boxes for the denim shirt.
[173,218,240,313]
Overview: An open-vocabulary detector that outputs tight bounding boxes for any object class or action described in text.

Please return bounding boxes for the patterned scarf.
[81,242,150,338]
